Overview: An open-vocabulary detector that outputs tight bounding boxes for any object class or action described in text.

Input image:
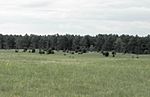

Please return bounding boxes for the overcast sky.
[0,0,150,36]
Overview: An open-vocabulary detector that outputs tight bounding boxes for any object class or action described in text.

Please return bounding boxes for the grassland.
[0,50,150,97]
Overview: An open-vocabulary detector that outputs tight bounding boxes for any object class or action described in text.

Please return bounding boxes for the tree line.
[0,34,150,54]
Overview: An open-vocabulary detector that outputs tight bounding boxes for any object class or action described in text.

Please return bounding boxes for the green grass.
[0,50,150,97]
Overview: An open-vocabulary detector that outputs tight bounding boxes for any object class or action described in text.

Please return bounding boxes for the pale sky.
[0,0,150,36]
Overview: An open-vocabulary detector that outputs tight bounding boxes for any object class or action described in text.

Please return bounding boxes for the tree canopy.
[0,34,150,54]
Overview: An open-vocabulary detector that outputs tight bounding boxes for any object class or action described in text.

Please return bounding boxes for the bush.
[112,50,116,57]
[63,49,66,52]
[136,55,139,59]
[28,50,31,53]
[82,49,87,53]
[78,52,83,54]
[23,48,28,52]
[47,48,55,54]
[51,50,55,54]
[105,52,109,57]
[15,49,19,53]
[75,50,78,53]
[32,49,36,53]
[123,50,127,54]
[102,51,109,57]
[79,47,87,53]
[52,47,55,50]
[144,50,149,54]
[66,50,69,53]
[47,48,52,54]
[39,49,45,54]
[71,52,74,54]
[101,50,104,54]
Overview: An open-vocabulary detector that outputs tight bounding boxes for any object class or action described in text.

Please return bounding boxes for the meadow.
[0,50,150,97]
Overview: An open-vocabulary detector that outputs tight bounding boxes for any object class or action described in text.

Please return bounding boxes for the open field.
[0,50,150,97]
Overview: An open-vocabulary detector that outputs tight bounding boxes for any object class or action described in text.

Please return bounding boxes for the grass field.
[0,50,150,97]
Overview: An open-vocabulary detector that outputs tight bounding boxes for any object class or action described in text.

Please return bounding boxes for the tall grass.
[0,50,150,97]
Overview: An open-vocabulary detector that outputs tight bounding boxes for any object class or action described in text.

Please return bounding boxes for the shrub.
[75,50,78,53]
[23,48,28,52]
[82,49,87,53]
[52,47,55,50]
[63,49,66,52]
[32,49,36,53]
[51,50,55,54]
[136,55,139,59]
[78,52,83,54]
[47,48,52,54]
[112,50,116,57]
[79,47,87,53]
[102,51,109,57]
[105,52,109,57]
[39,49,45,54]
[71,52,74,54]
[101,50,104,54]
[70,51,75,54]
[144,50,149,54]
[67,50,69,53]
[15,49,19,53]
[123,50,127,54]
[47,48,55,54]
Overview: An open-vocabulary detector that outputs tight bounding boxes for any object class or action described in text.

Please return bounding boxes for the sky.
[0,0,150,36]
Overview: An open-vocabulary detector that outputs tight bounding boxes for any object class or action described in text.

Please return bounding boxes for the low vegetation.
[0,50,150,97]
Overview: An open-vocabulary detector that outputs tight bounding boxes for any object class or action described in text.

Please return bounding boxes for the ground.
[0,50,150,97]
